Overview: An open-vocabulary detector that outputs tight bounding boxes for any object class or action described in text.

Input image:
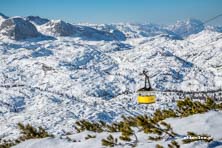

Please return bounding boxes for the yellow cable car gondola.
[137,71,156,104]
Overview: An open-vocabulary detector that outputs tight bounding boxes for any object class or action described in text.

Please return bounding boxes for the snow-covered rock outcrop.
[0,12,9,25]
[40,20,74,36]
[0,17,40,40]
[0,13,8,19]
[25,16,49,25]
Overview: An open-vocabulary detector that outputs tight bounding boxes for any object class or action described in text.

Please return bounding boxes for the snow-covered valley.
[0,13,222,147]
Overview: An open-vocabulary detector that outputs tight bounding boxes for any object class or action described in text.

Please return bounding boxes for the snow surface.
[13,111,222,148]
[0,13,222,146]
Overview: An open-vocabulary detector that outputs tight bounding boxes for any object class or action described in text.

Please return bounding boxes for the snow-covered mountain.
[39,20,125,41]
[206,25,222,33]
[0,13,218,41]
[0,17,41,40]
[39,20,76,36]
[25,16,49,25]
[0,13,8,26]
[91,23,182,39]
[0,13,222,143]
[168,18,205,38]
[0,13,8,19]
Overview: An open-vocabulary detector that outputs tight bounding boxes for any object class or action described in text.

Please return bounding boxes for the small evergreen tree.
[156,144,164,148]
[18,123,52,140]
[85,134,96,140]
[119,122,133,141]
[168,140,180,148]
[101,135,118,147]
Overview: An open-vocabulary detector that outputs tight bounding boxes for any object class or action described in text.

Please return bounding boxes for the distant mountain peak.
[0,17,40,40]
[0,12,9,19]
[0,13,221,41]
[26,15,49,25]
[176,18,203,24]
[169,18,204,38]
[42,20,75,36]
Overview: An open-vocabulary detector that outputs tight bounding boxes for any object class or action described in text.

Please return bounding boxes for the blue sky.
[0,0,222,25]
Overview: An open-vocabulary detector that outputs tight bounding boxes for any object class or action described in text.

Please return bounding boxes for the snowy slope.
[13,111,222,148]
[0,13,222,144]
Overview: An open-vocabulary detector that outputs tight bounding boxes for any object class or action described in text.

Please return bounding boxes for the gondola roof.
[137,87,154,91]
